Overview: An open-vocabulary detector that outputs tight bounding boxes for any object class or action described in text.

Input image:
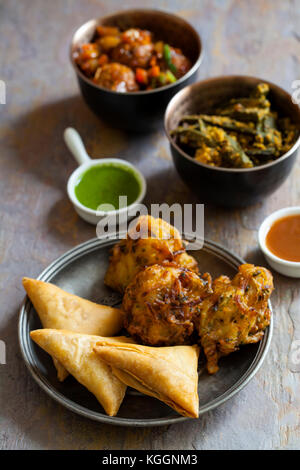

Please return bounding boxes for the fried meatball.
[94,63,138,92]
[197,264,273,374]
[123,263,212,346]
[112,43,154,69]
[104,215,198,293]
[167,47,192,78]
[111,28,154,69]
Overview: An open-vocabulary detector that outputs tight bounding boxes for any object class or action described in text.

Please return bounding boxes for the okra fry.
[198,115,256,134]
[217,105,269,122]
[172,126,217,148]
[250,83,270,99]
[220,133,253,168]
[246,147,277,157]
[171,82,298,168]
[173,123,253,168]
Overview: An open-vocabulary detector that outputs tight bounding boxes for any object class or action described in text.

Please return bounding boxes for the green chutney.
[75,163,141,211]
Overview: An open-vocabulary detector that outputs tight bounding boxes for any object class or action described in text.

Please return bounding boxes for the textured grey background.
[0,0,300,450]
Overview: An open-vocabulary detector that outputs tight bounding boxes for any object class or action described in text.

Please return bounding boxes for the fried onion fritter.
[197,263,273,374]
[104,215,198,293]
[123,263,212,346]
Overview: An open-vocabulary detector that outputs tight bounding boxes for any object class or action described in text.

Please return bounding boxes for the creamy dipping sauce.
[266,214,300,262]
[75,163,141,211]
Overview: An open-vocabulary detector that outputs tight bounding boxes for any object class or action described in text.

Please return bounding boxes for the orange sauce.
[266,214,300,262]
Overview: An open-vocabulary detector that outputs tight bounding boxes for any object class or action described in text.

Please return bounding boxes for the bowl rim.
[164,74,300,173]
[67,158,147,217]
[258,206,300,267]
[70,8,203,96]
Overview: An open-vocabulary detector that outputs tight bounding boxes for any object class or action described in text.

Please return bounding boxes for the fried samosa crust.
[94,340,200,418]
[30,329,134,416]
[23,277,124,381]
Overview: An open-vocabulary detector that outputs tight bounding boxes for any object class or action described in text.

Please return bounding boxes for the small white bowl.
[64,128,146,225]
[258,206,300,278]
[67,158,146,225]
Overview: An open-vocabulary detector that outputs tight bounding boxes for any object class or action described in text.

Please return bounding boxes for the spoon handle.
[64,127,91,166]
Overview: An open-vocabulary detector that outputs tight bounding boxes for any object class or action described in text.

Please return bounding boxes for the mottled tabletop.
[1,0,300,450]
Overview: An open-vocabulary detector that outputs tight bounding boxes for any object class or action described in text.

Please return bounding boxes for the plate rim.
[18,235,273,427]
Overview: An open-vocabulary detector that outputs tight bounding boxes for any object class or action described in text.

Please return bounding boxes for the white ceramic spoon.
[63,127,146,225]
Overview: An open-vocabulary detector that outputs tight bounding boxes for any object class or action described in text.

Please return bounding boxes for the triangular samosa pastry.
[23,277,123,381]
[30,329,134,416]
[94,341,200,418]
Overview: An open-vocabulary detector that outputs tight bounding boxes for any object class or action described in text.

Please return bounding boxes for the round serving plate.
[19,234,273,427]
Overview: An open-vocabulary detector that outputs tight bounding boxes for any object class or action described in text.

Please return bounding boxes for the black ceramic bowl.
[165,76,300,208]
[70,9,202,132]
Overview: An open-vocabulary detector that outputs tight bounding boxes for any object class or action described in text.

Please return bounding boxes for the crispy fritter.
[175,251,199,272]
[104,216,198,293]
[123,263,212,346]
[197,263,273,374]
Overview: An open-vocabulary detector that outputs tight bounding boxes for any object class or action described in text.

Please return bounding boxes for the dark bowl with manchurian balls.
[70,9,202,132]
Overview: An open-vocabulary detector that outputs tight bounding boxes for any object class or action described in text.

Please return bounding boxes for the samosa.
[30,329,133,416]
[23,277,123,381]
[94,340,200,418]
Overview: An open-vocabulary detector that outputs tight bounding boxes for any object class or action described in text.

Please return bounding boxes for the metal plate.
[18,235,273,427]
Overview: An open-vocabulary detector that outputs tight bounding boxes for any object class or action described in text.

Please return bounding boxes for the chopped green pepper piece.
[163,44,177,74]
[165,70,177,83]
[158,73,167,85]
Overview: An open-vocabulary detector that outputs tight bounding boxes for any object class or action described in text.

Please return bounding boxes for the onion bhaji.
[104,215,274,374]
[123,263,212,346]
[104,215,198,293]
[197,263,273,374]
